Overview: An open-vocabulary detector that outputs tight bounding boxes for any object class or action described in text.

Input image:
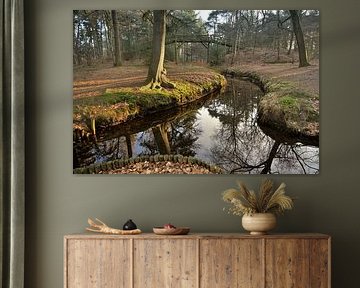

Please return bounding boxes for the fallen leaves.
[101,161,215,174]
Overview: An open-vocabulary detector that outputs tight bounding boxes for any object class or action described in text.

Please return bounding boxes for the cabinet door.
[309,239,330,288]
[266,239,309,287]
[66,239,131,288]
[200,239,264,288]
[134,239,198,288]
[265,238,329,288]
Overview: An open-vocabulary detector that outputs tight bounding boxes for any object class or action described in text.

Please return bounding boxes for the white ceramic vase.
[242,213,276,235]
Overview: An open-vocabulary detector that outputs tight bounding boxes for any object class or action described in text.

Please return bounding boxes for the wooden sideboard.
[64,233,331,288]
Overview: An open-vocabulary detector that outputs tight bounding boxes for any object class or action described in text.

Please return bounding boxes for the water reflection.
[208,79,318,174]
[139,113,201,156]
[73,95,209,168]
[73,78,319,174]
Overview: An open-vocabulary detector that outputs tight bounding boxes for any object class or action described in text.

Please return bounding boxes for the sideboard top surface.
[64,232,330,240]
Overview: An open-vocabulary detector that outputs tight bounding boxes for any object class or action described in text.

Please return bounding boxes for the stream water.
[74,78,319,174]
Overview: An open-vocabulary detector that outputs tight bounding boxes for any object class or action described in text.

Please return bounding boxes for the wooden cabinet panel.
[309,239,330,288]
[265,238,330,288]
[265,239,310,288]
[133,239,198,288]
[64,234,330,288]
[65,239,131,288]
[265,239,310,287]
[200,239,264,288]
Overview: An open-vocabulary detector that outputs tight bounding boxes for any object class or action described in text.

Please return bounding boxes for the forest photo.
[73,10,320,174]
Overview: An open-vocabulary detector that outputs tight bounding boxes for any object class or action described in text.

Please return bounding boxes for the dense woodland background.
[73,10,319,67]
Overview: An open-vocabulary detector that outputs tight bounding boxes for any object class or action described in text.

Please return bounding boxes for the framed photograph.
[72,10,319,175]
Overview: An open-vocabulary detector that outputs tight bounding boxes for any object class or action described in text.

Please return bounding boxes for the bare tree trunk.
[111,10,122,66]
[252,11,259,57]
[287,31,294,55]
[174,37,178,64]
[125,134,133,158]
[289,10,310,67]
[98,19,104,60]
[73,18,78,65]
[146,10,174,89]
[104,11,113,59]
[261,141,280,174]
[231,11,239,65]
[276,11,281,62]
[152,124,171,154]
[231,30,240,65]
[206,43,210,64]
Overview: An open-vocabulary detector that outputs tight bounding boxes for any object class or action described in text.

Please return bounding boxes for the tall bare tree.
[145,10,174,89]
[289,10,310,67]
[111,10,122,66]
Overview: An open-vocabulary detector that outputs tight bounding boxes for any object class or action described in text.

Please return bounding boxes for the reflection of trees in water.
[209,79,319,174]
[212,133,319,174]
[74,78,319,173]
[73,107,202,168]
[206,79,260,127]
[169,112,201,156]
[208,79,262,169]
[138,111,201,156]
[73,136,130,168]
[73,139,95,168]
[272,144,319,174]
[210,124,274,173]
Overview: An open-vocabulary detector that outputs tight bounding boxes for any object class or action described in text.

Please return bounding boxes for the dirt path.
[238,63,319,95]
[73,62,215,99]
[74,61,319,99]
[74,63,147,98]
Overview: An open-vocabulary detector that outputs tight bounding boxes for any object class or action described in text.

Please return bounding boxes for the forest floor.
[73,61,219,99]
[235,62,319,95]
[74,61,319,99]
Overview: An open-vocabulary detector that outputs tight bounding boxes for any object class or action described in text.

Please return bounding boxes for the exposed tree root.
[143,77,176,90]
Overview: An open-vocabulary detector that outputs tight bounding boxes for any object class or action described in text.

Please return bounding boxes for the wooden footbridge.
[166,34,232,48]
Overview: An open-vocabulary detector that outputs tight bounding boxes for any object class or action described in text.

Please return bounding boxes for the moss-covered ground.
[73,63,226,134]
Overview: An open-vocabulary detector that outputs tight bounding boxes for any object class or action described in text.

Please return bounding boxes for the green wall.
[25,0,360,287]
